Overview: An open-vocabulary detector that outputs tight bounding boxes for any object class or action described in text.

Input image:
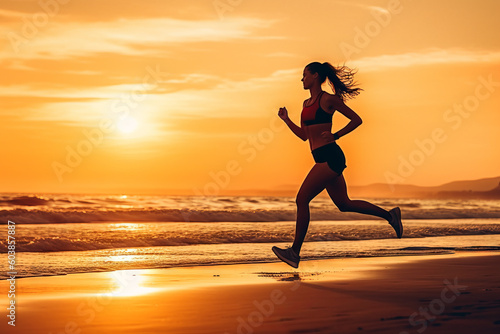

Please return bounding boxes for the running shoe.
[389,207,403,238]
[272,246,300,268]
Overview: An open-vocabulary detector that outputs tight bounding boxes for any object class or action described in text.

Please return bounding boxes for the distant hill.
[220,176,500,199]
[348,176,500,199]
[431,177,500,192]
[436,182,500,199]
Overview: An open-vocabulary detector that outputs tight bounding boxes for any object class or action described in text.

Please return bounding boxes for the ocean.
[1,193,500,279]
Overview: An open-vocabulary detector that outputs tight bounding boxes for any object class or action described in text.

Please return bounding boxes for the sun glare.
[107,270,159,297]
[117,116,139,134]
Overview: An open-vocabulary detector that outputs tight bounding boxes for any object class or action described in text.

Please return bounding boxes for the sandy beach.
[1,252,499,334]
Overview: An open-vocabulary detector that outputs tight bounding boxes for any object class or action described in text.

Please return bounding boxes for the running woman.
[272,62,403,268]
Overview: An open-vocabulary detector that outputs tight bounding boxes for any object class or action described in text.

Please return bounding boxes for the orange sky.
[1,0,499,195]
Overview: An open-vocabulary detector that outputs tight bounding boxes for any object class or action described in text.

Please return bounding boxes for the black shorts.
[311,142,347,175]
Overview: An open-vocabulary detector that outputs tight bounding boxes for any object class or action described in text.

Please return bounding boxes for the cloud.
[0,67,299,98]
[0,67,300,127]
[62,70,103,76]
[213,68,299,91]
[331,1,390,15]
[351,49,500,71]
[0,8,27,18]
[2,16,280,59]
[0,84,125,98]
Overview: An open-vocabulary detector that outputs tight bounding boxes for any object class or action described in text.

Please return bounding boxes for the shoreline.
[2,251,500,333]
[3,232,500,280]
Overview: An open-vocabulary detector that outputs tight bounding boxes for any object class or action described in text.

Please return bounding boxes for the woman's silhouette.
[272,62,403,268]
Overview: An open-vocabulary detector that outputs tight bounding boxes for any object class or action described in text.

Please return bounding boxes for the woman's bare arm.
[278,107,307,141]
[325,95,362,139]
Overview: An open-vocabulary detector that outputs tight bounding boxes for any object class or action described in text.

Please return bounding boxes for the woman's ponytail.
[306,61,362,101]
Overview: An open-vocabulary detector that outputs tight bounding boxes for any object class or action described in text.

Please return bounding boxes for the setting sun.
[116,116,139,134]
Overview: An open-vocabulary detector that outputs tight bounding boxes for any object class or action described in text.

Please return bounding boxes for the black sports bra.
[301,91,332,126]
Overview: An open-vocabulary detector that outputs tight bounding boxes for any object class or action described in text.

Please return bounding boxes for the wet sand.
[1,252,500,333]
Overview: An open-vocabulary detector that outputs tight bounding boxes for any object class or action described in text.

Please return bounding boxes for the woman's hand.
[321,131,336,142]
[278,107,289,121]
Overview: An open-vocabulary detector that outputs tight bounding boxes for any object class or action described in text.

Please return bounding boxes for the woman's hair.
[306,62,362,100]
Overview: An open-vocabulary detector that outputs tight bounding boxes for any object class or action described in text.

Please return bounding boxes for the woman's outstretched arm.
[278,107,307,141]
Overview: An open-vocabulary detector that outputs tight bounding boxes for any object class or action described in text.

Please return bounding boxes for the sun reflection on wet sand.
[105,270,163,297]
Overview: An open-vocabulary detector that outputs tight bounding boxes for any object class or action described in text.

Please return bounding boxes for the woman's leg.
[325,174,392,221]
[292,162,339,255]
